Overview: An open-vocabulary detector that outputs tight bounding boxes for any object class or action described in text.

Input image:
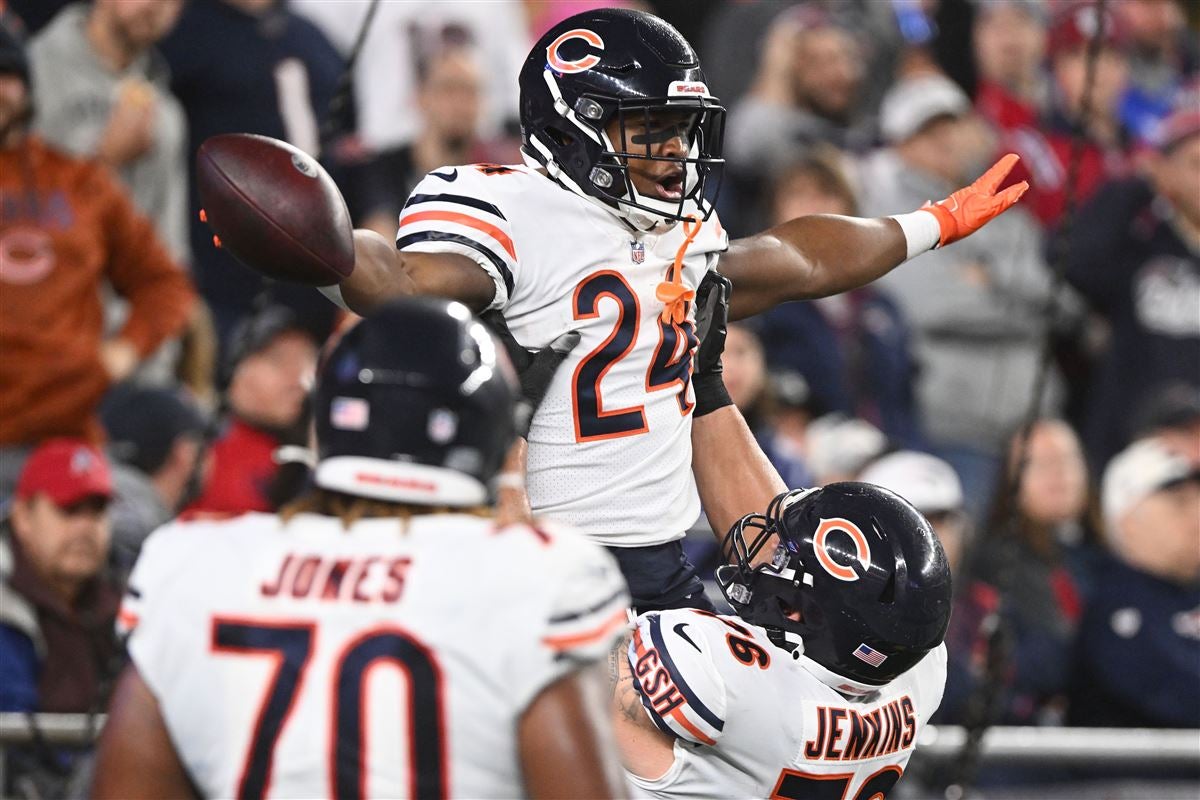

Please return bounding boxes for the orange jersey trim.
[669,706,717,746]
[542,607,628,650]
[399,210,517,262]
[117,606,140,630]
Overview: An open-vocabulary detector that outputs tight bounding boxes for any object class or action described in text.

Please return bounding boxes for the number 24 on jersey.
[571,271,698,442]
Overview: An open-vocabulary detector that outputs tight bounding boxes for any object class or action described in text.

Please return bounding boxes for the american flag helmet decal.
[852,642,888,668]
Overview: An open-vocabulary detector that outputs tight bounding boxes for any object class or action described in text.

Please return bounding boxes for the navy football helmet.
[313,298,518,507]
[717,484,952,695]
[518,8,725,231]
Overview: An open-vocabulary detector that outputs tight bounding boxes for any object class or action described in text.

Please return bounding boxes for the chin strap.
[656,215,702,324]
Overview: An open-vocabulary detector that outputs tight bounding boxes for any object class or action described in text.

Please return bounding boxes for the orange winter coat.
[0,137,195,445]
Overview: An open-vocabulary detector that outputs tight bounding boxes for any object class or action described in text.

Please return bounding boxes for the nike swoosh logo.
[674,623,702,652]
[430,168,458,182]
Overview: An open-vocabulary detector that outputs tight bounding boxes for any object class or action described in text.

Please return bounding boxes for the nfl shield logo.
[427,408,458,444]
[630,241,645,264]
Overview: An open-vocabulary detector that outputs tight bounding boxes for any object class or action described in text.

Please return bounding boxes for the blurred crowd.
[0,0,1197,794]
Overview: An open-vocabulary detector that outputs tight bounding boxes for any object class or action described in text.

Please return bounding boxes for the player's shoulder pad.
[118,513,268,637]
[536,520,630,663]
[914,642,948,719]
[398,164,531,308]
[627,609,728,746]
[401,162,532,223]
[117,517,212,637]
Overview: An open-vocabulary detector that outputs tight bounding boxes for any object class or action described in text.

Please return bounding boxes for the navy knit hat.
[102,386,209,475]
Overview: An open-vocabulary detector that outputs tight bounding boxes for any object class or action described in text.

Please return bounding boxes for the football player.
[238,9,1025,610]
[91,298,632,799]
[607,274,951,798]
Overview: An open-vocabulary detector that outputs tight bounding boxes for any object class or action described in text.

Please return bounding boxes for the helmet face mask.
[590,97,726,227]
[718,484,953,694]
[520,9,727,231]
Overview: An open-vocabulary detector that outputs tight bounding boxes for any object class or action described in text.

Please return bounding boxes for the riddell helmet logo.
[546,28,605,74]
[812,518,872,582]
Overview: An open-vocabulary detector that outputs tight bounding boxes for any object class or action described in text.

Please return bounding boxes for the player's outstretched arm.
[91,666,198,799]
[519,663,630,799]
[689,274,787,538]
[335,230,497,315]
[720,154,1029,320]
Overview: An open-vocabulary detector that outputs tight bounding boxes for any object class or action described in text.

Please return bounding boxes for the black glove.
[691,271,733,417]
[481,310,580,436]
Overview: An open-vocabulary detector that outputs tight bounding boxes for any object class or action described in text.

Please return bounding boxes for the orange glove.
[923,153,1029,248]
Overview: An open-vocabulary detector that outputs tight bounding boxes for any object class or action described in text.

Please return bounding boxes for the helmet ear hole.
[545,126,573,147]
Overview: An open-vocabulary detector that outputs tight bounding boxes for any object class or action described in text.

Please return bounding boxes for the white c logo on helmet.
[812,518,872,582]
[546,29,605,74]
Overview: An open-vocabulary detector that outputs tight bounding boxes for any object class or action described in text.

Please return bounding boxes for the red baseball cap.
[15,439,114,507]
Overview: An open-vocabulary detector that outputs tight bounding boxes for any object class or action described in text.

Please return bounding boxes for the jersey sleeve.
[627,610,728,746]
[510,523,630,711]
[395,167,519,311]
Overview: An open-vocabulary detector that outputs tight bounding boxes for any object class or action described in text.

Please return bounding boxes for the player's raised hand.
[922,153,1029,248]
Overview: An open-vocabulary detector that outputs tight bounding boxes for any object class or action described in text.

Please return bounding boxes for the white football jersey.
[119,511,629,799]
[397,165,729,546]
[624,609,947,799]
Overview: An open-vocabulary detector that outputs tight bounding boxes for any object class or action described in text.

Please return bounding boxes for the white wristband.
[888,210,942,260]
[317,283,352,312]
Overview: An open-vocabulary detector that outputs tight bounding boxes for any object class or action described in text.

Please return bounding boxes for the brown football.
[196,133,354,286]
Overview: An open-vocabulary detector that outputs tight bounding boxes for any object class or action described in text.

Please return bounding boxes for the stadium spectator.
[1114,0,1198,145]
[804,413,888,486]
[1005,1,1134,230]
[30,0,188,262]
[0,439,121,715]
[158,0,344,348]
[186,307,317,515]
[973,419,1099,725]
[1062,100,1200,471]
[101,387,210,566]
[0,22,195,496]
[766,369,818,480]
[972,0,1050,133]
[755,149,923,447]
[1070,437,1200,728]
[357,43,504,239]
[724,4,869,222]
[857,72,1066,520]
[29,0,196,390]
[292,0,528,152]
[722,323,812,491]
